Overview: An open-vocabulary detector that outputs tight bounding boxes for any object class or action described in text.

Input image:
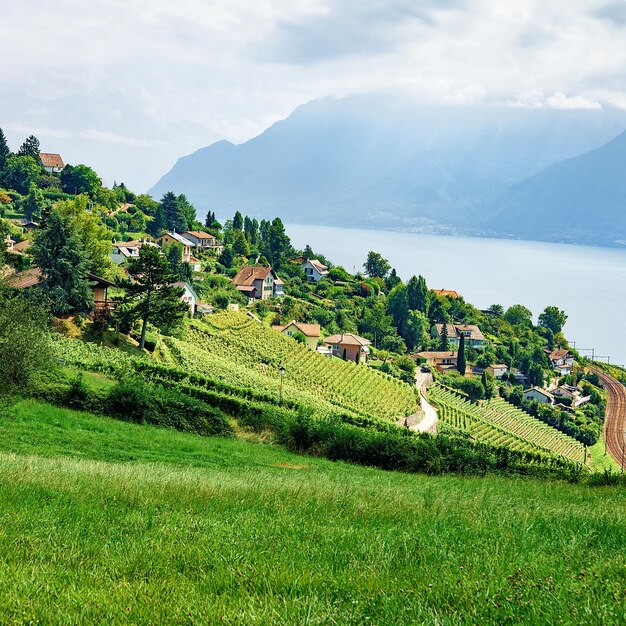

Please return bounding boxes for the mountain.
[482,131,626,245]
[149,95,626,240]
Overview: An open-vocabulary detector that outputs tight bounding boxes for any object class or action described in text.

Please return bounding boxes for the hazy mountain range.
[149,95,626,246]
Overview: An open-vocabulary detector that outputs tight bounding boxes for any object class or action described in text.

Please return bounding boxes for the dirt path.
[412,371,438,434]
[591,366,626,469]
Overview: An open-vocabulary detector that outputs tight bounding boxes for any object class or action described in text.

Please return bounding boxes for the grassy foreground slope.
[1,401,626,625]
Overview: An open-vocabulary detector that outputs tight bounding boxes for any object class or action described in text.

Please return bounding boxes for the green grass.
[589,434,622,473]
[1,400,626,624]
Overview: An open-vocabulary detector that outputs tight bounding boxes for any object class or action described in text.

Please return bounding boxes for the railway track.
[590,366,626,469]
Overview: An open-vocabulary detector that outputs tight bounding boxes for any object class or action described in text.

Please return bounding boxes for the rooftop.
[323,333,371,347]
[38,152,65,169]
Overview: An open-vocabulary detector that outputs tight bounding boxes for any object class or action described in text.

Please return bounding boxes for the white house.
[523,387,555,404]
[174,281,197,314]
[301,258,329,282]
[38,152,65,174]
[547,349,575,376]
[487,364,508,379]
[110,239,158,265]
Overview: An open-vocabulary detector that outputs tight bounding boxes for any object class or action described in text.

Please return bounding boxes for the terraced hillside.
[428,383,587,465]
[164,311,419,422]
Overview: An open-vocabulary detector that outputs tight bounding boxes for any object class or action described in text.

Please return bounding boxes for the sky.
[2,0,626,190]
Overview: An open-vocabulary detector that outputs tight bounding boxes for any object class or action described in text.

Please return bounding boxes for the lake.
[286,224,626,366]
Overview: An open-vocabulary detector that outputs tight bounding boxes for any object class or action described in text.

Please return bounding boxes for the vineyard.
[167,311,420,422]
[428,383,587,465]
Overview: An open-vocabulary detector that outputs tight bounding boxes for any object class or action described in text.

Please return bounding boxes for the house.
[487,364,509,379]
[323,333,371,364]
[4,236,15,252]
[188,255,202,272]
[431,289,459,299]
[523,387,555,404]
[110,239,158,264]
[273,320,321,350]
[301,258,329,282]
[38,152,65,174]
[10,239,31,255]
[552,384,591,408]
[431,323,486,350]
[181,231,223,253]
[174,281,198,313]
[7,268,115,310]
[547,348,575,376]
[414,351,458,372]
[231,265,284,301]
[12,219,39,231]
[156,232,195,263]
[195,302,214,315]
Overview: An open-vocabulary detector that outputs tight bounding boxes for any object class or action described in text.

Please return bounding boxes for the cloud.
[545,92,603,110]
[593,1,626,26]
[5,122,73,139]
[254,0,466,64]
[80,129,158,148]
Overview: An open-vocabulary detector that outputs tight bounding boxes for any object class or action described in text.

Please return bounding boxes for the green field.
[1,400,626,624]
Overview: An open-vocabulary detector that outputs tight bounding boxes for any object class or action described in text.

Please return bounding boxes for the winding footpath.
[413,371,438,434]
[591,366,626,469]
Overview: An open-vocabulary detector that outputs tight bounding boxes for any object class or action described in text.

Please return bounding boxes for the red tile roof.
[431,289,459,298]
[7,267,42,288]
[232,265,273,286]
[39,152,65,169]
[273,320,321,337]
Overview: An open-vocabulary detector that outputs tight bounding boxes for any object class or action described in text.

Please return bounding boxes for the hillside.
[1,400,626,624]
[483,131,626,245]
[149,95,626,242]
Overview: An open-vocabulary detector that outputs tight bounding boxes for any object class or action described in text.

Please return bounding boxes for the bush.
[107,379,233,437]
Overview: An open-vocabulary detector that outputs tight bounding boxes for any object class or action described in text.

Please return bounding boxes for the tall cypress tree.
[159,191,185,232]
[439,321,450,351]
[457,333,466,375]
[233,211,243,231]
[415,275,430,315]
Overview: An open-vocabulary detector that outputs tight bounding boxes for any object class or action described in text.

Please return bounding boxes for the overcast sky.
[2,0,626,189]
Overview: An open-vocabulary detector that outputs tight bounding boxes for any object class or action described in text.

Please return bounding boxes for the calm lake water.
[286,224,626,366]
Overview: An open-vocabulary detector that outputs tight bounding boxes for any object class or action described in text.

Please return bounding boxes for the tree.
[22,184,46,221]
[60,164,101,196]
[177,194,196,229]
[538,306,568,334]
[233,211,243,231]
[268,217,291,269]
[364,251,390,278]
[117,246,189,350]
[387,284,409,328]
[232,230,250,256]
[482,371,495,400]
[17,135,40,160]
[439,320,450,351]
[528,363,544,387]
[158,192,186,232]
[488,304,504,317]
[457,333,467,376]
[55,196,114,277]
[0,155,40,194]
[360,301,394,347]
[0,127,10,169]
[381,334,406,354]
[385,268,401,291]
[503,304,533,327]
[32,209,94,315]
[401,310,429,351]
[0,291,51,399]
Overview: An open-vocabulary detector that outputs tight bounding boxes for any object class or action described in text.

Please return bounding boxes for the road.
[413,371,438,434]
[590,366,626,469]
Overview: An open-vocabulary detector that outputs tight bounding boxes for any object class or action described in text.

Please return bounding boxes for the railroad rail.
[590,366,626,469]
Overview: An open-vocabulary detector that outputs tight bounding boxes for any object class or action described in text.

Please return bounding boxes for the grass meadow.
[1,400,626,624]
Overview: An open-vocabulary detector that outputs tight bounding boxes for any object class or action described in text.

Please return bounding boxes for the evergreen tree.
[204,210,214,229]
[250,218,259,245]
[177,194,196,229]
[439,320,450,351]
[117,246,188,350]
[17,135,40,160]
[385,268,401,291]
[219,245,234,268]
[268,217,291,269]
[32,209,93,315]
[415,275,430,314]
[387,284,409,328]
[457,333,467,375]
[233,211,243,231]
[303,244,314,260]
[159,191,185,232]
[0,127,10,169]
[232,230,250,256]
